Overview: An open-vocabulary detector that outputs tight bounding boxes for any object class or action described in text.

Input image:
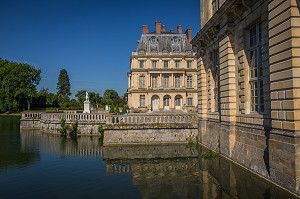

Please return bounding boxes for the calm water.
[0,115,297,199]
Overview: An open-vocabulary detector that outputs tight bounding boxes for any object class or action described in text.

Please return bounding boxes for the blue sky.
[0,0,200,97]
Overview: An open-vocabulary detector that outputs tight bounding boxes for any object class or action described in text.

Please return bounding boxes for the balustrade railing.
[40,113,107,123]
[22,112,107,123]
[106,113,197,125]
[21,112,42,119]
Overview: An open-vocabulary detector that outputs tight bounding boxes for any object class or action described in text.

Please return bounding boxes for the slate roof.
[136,33,194,53]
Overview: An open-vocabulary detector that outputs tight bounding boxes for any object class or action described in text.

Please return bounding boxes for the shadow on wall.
[298,0,300,9]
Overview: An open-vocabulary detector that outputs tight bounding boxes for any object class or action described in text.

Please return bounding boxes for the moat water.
[0,115,297,199]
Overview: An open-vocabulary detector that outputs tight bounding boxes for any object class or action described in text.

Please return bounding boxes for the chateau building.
[192,0,300,195]
[127,21,197,112]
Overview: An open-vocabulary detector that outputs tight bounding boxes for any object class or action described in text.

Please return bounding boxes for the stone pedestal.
[83,100,91,113]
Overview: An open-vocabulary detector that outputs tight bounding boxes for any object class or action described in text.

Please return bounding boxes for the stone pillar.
[197,57,208,120]
[219,34,237,123]
[171,73,174,88]
[269,0,300,194]
[183,73,186,88]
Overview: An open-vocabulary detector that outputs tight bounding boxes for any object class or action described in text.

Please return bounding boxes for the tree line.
[0,58,127,113]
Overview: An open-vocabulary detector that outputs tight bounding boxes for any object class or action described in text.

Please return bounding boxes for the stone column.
[268,0,300,194]
[183,73,186,88]
[219,34,237,123]
[171,73,174,88]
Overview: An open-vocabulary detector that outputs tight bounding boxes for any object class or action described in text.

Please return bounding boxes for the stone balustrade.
[22,112,42,119]
[106,113,197,125]
[40,113,107,123]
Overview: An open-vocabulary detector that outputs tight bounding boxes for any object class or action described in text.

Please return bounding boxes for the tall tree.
[0,58,41,111]
[57,69,71,96]
[75,90,87,104]
[103,89,119,105]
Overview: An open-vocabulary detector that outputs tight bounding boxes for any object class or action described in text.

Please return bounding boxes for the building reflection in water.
[20,130,297,199]
[103,145,296,199]
[20,129,103,157]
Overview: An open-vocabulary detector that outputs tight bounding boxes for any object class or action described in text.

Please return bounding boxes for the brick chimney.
[162,25,166,33]
[155,21,161,34]
[185,28,192,43]
[142,25,148,34]
[170,29,174,33]
[177,25,182,34]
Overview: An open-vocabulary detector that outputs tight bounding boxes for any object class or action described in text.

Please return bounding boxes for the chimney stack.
[155,21,161,34]
[142,25,148,34]
[185,28,193,44]
[177,25,182,34]
[170,29,174,33]
[162,25,166,33]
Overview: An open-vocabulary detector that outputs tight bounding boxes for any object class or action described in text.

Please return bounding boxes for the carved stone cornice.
[192,0,262,48]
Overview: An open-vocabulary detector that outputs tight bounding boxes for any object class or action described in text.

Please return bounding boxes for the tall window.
[139,76,145,88]
[175,76,180,88]
[152,76,157,88]
[213,50,219,112]
[187,61,192,68]
[175,61,180,68]
[140,95,145,107]
[164,61,169,68]
[163,97,170,106]
[187,76,192,88]
[152,60,157,68]
[175,97,181,106]
[163,76,169,88]
[249,23,263,113]
[187,98,193,106]
[139,61,145,68]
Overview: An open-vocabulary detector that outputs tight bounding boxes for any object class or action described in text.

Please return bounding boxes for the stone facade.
[127,21,197,113]
[192,0,300,195]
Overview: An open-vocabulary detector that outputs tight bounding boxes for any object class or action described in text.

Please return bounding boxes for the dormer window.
[172,36,180,44]
[150,36,157,44]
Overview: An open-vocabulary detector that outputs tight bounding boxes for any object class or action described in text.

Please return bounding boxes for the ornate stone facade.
[127,21,197,113]
[192,0,300,195]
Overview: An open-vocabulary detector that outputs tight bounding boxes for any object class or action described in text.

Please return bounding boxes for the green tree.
[57,69,71,96]
[0,58,41,112]
[89,92,102,109]
[75,90,87,104]
[103,89,119,106]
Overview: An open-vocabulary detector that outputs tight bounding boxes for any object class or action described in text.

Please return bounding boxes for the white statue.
[85,91,89,101]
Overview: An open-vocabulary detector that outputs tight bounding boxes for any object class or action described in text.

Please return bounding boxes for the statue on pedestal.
[83,91,91,113]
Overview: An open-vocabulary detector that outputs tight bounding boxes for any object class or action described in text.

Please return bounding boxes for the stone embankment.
[20,111,198,145]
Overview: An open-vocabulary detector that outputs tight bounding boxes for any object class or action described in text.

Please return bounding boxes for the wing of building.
[192,0,300,195]
[127,21,197,113]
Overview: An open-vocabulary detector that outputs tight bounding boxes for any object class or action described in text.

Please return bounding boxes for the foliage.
[187,137,194,145]
[59,118,68,136]
[0,58,41,112]
[76,90,102,108]
[103,89,119,105]
[59,118,80,139]
[57,69,71,96]
[69,120,80,139]
[201,150,219,159]
[75,90,87,104]
[98,123,104,146]
[98,123,104,137]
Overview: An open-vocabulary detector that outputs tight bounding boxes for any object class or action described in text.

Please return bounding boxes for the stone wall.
[104,128,198,146]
